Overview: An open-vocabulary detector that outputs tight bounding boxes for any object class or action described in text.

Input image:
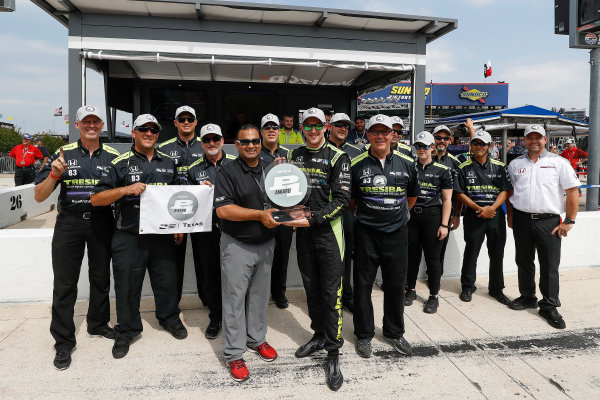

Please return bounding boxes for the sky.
[0,0,592,135]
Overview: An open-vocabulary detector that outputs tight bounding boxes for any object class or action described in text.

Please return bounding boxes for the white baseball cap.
[414,131,435,146]
[565,138,574,144]
[133,114,162,130]
[391,116,404,128]
[432,125,452,135]
[301,107,326,124]
[175,105,196,119]
[524,124,547,137]
[200,123,222,138]
[260,113,280,128]
[471,130,493,144]
[368,114,393,130]
[76,105,103,122]
[330,113,355,128]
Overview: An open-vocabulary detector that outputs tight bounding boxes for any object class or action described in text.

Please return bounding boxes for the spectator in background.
[279,114,304,145]
[549,145,558,154]
[489,141,499,160]
[33,137,50,171]
[347,116,368,147]
[560,138,588,196]
[9,134,44,186]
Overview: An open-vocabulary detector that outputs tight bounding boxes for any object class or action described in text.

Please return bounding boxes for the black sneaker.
[423,296,439,314]
[164,320,188,340]
[205,320,221,340]
[404,289,417,306]
[508,296,538,310]
[53,348,72,370]
[274,297,289,309]
[295,336,326,358]
[489,291,511,305]
[112,337,130,359]
[459,287,476,302]
[355,339,372,358]
[325,355,343,391]
[539,308,566,329]
[87,325,115,341]
[386,336,412,356]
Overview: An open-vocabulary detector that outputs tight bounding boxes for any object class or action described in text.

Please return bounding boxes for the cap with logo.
[368,114,393,130]
[432,125,452,135]
[76,105,103,122]
[200,123,223,138]
[175,105,196,119]
[471,130,492,144]
[260,113,280,128]
[330,113,355,128]
[301,107,326,124]
[523,124,547,137]
[565,138,574,144]
[414,131,435,146]
[133,114,162,130]
[391,116,404,128]
[23,134,31,140]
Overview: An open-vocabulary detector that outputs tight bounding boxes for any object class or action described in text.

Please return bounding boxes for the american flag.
[54,106,63,117]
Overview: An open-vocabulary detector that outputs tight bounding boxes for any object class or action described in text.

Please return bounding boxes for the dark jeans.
[353,223,408,340]
[190,229,222,323]
[270,225,293,301]
[51,213,113,351]
[112,230,181,339]
[461,209,506,293]
[175,233,205,304]
[14,166,35,186]
[512,210,562,310]
[406,209,443,295]
[341,208,354,305]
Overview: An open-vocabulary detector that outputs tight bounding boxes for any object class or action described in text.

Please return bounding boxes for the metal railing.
[0,155,16,174]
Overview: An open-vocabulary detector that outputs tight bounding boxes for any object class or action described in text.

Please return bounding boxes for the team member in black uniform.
[405,132,453,314]
[34,105,120,370]
[286,107,350,391]
[185,123,236,339]
[91,114,187,359]
[158,106,206,304]
[327,112,361,314]
[258,113,294,309]
[362,116,413,159]
[455,130,512,305]
[350,114,418,359]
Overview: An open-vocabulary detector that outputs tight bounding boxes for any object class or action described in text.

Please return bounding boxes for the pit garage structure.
[32,0,457,143]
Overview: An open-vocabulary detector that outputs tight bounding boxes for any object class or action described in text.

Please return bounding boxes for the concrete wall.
[0,183,58,229]
[1,212,599,303]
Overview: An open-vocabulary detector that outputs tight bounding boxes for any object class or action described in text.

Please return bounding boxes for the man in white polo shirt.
[506,124,580,329]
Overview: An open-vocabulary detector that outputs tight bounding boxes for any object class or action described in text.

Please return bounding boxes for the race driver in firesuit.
[284,107,351,391]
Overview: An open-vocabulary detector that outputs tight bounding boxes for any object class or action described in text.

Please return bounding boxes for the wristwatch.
[563,217,575,225]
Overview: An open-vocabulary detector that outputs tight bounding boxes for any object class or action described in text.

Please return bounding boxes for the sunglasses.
[434,135,451,141]
[303,123,324,131]
[262,124,279,130]
[237,138,261,146]
[415,144,431,150]
[393,129,403,134]
[136,127,160,134]
[202,135,222,143]
[177,117,195,123]
[368,130,392,136]
[331,122,349,129]
[471,141,488,147]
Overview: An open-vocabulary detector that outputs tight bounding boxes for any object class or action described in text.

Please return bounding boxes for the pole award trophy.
[263,159,311,222]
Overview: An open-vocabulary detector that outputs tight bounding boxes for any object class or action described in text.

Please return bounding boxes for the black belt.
[15,165,34,169]
[59,210,112,220]
[513,208,558,220]
[411,206,441,215]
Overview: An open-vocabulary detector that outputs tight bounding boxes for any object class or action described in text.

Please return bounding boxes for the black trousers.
[461,209,506,293]
[112,230,181,339]
[189,228,222,323]
[353,223,407,340]
[406,209,443,295]
[14,166,35,186]
[270,225,293,301]
[440,232,450,274]
[341,208,354,305]
[51,213,113,351]
[175,233,205,304]
[296,222,344,355]
[512,210,562,310]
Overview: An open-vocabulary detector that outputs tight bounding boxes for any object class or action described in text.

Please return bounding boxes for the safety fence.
[0,155,15,174]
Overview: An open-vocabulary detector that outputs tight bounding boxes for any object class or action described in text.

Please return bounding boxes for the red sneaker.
[228,359,250,382]
[249,342,278,362]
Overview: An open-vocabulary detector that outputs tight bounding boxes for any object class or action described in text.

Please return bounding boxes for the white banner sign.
[139,185,214,234]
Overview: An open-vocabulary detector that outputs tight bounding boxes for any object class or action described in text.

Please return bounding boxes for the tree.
[0,126,22,154]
